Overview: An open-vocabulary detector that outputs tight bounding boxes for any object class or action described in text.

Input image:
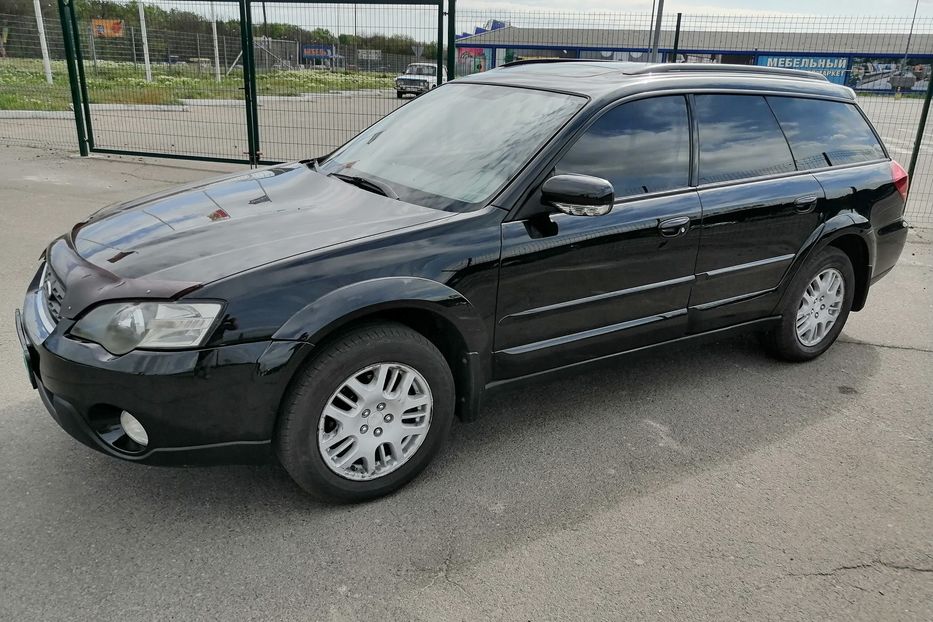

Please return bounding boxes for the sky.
[139,0,933,40]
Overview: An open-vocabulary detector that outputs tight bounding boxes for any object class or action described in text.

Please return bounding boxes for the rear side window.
[556,95,691,198]
[695,94,796,184]
[767,97,886,169]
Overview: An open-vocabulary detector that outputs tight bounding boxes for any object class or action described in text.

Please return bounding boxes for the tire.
[396,91,403,99]
[763,246,855,362]
[276,322,455,502]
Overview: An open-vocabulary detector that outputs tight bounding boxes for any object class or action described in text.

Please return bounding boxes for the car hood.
[70,163,452,283]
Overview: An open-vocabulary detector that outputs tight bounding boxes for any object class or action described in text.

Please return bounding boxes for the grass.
[0,58,396,110]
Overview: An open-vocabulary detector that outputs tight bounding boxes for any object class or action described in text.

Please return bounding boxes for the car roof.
[455,61,856,104]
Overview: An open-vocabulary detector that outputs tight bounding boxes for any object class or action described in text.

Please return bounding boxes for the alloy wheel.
[795,267,845,347]
[317,362,433,481]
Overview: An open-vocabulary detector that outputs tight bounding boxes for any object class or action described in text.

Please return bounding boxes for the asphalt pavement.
[0,145,931,621]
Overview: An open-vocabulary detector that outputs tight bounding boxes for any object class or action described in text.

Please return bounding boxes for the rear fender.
[771,213,874,313]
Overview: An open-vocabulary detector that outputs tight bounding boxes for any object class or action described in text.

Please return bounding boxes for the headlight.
[70,301,222,355]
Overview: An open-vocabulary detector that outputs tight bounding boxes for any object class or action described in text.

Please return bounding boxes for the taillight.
[891,159,909,201]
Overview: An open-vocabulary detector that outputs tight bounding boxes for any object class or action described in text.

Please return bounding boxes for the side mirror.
[541,174,614,217]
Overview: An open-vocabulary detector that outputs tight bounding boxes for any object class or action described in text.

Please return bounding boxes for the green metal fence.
[3,0,456,165]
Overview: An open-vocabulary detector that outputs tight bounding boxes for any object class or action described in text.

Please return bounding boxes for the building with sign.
[455,26,933,93]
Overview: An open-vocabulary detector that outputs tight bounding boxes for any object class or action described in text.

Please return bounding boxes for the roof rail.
[629,63,828,82]
[500,58,611,68]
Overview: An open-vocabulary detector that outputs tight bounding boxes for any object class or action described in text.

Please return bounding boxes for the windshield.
[405,65,434,75]
[320,84,585,211]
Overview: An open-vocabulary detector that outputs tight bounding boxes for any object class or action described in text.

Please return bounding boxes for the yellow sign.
[91,19,125,38]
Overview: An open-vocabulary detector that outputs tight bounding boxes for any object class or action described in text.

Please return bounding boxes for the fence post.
[435,0,444,85]
[131,25,137,68]
[672,13,681,62]
[56,0,88,156]
[69,4,94,149]
[239,0,260,165]
[907,71,933,195]
[446,0,455,79]
[88,24,97,70]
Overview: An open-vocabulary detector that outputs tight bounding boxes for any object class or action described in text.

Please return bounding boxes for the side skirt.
[484,315,781,392]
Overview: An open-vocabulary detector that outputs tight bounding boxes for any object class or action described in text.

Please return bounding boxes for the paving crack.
[789,560,933,578]
[420,546,470,597]
[838,338,933,354]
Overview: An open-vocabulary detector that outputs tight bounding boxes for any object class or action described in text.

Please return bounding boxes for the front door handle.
[794,195,819,213]
[659,216,691,238]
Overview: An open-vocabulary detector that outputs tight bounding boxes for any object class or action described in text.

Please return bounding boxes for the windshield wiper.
[330,172,399,200]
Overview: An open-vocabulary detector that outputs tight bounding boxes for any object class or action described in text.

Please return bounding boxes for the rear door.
[692,94,825,330]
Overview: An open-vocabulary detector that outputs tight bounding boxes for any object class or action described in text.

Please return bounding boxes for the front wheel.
[763,246,855,361]
[276,322,455,502]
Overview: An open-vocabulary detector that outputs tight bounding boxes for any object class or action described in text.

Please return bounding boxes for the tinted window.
[695,95,796,184]
[767,97,886,169]
[556,96,690,198]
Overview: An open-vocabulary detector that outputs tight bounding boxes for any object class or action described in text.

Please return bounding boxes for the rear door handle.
[794,195,819,213]
[659,216,691,238]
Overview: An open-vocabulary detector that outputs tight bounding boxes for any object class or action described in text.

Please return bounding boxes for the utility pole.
[211,1,221,81]
[137,0,152,81]
[650,0,664,63]
[900,0,920,74]
[32,0,53,84]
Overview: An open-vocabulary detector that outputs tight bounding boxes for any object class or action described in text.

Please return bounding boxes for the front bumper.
[396,82,429,94]
[16,289,310,466]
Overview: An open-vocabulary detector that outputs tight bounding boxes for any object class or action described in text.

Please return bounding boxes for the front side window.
[766,97,886,169]
[556,96,691,198]
[695,94,796,184]
[322,84,584,211]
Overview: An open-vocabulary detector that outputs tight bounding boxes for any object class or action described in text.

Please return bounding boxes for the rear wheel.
[763,246,855,361]
[276,322,455,502]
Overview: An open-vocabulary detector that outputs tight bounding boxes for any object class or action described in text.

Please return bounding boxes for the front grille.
[42,265,65,323]
[399,78,426,86]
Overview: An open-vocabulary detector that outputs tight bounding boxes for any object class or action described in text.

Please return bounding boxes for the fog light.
[120,411,148,447]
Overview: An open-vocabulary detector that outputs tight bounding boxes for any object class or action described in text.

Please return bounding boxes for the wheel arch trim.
[272,277,489,351]
[773,213,874,314]
[271,277,489,422]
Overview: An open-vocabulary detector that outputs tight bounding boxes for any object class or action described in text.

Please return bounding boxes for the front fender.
[272,276,489,353]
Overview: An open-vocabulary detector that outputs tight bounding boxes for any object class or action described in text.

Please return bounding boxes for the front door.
[494,95,701,379]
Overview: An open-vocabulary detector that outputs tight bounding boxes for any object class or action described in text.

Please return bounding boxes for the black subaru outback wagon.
[16,62,909,501]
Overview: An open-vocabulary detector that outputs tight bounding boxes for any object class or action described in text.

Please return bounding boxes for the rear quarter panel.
[811,161,908,278]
